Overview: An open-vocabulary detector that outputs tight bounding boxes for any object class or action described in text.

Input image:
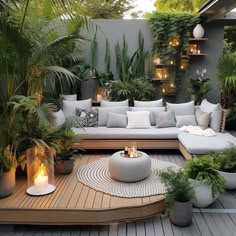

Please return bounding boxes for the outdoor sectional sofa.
[55,98,236,160]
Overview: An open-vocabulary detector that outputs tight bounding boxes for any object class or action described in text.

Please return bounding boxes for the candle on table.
[97,94,102,101]
[34,164,48,192]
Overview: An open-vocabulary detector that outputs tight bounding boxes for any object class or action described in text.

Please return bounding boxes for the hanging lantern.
[26,147,56,196]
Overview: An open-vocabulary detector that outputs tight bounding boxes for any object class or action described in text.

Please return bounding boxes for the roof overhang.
[199,0,236,22]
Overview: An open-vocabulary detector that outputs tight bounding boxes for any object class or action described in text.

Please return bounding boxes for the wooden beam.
[179,143,192,160]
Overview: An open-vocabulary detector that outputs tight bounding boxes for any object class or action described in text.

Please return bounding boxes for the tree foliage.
[71,0,134,19]
[155,0,208,13]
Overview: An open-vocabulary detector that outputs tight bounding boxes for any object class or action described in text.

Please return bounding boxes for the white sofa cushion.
[107,112,127,128]
[179,132,236,155]
[127,111,151,129]
[200,99,222,132]
[166,101,195,116]
[100,99,129,107]
[134,99,163,107]
[73,127,180,139]
[131,107,165,125]
[63,99,92,118]
[53,109,65,127]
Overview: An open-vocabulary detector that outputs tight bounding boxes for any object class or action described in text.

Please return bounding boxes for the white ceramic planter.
[218,170,236,189]
[61,94,77,101]
[193,24,204,38]
[189,179,215,208]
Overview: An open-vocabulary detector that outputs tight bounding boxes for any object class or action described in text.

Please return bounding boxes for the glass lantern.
[26,147,56,196]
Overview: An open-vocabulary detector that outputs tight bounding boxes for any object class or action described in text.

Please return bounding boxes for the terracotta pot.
[169,201,192,227]
[55,159,75,175]
[0,168,15,198]
[218,170,236,189]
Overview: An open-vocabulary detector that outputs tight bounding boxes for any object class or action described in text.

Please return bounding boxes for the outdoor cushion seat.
[72,127,180,140]
[178,132,236,155]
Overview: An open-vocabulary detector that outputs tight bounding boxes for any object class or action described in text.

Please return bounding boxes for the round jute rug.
[77,158,180,198]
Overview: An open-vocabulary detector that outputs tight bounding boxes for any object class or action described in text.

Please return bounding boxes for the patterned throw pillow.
[75,108,98,127]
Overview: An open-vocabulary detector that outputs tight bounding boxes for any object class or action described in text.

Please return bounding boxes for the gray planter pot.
[218,170,236,189]
[0,168,15,198]
[55,159,75,175]
[80,79,98,100]
[169,201,192,227]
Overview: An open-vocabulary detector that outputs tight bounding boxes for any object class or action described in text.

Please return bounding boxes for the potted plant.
[0,146,16,198]
[184,156,225,208]
[55,124,77,175]
[213,146,236,189]
[189,69,211,105]
[159,169,194,227]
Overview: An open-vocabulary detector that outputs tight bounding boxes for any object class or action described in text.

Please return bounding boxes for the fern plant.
[184,156,225,198]
[159,169,194,212]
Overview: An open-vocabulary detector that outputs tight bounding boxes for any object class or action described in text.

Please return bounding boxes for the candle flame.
[34,163,48,179]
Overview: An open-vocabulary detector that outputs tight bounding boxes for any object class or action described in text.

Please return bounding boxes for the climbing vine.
[149,12,200,95]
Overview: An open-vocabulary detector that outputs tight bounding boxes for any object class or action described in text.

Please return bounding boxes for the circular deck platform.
[0,156,165,225]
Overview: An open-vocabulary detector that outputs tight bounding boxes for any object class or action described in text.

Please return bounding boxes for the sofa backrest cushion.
[96,106,129,126]
[134,99,163,107]
[166,101,195,116]
[127,111,151,129]
[200,99,222,132]
[175,115,197,128]
[53,109,65,127]
[156,111,176,128]
[107,112,127,128]
[100,99,129,107]
[131,107,165,126]
[63,99,92,118]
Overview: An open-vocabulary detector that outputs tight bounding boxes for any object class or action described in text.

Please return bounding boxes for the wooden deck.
[1,151,236,235]
[0,153,171,225]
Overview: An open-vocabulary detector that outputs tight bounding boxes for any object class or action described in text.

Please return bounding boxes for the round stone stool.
[109,151,151,182]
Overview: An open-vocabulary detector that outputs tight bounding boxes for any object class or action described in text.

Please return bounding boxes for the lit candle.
[130,151,134,158]
[34,175,48,192]
[170,83,175,88]
[34,164,48,192]
[97,94,102,102]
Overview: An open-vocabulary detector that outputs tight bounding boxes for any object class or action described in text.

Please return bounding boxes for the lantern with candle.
[26,147,56,196]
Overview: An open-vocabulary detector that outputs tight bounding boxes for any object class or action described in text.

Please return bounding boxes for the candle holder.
[26,147,56,196]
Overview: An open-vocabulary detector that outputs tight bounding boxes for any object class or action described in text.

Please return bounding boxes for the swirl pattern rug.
[77,158,180,198]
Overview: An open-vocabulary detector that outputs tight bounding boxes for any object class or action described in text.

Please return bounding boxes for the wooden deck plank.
[153,216,165,236]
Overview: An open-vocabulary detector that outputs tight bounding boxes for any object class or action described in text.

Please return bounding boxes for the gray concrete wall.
[84,19,224,103]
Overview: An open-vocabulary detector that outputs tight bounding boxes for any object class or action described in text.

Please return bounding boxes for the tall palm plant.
[217,54,236,108]
[0,0,89,169]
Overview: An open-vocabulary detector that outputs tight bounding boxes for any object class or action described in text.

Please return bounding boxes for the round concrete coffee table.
[109,151,151,182]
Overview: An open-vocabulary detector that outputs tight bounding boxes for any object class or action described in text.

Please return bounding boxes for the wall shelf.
[187,53,208,56]
[189,38,208,41]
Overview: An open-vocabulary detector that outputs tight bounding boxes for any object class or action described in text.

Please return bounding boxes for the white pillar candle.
[97,94,102,101]
[34,175,48,192]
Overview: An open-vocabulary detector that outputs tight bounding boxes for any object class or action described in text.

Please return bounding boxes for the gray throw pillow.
[195,109,211,130]
[75,108,98,127]
[175,115,197,128]
[96,106,129,126]
[100,99,129,107]
[200,99,222,132]
[156,111,176,128]
[131,107,165,126]
[134,99,163,107]
[106,112,127,128]
[166,101,195,116]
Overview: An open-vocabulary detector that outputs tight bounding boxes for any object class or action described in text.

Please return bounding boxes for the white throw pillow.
[100,99,129,107]
[175,115,197,128]
[200,99,222,132]
[53,110,65,127]
[127,111,151,129]
[131,107,165,125]
[62,99,92,118]
[134,99,163,107]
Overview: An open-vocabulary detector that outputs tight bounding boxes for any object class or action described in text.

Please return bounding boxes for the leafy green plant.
[56,124,77,160]
[149,12,199,93]
[217,54,236,108]
[213,146,236,173]
[184,156,225,197]
[0,146,16,175]
[190,69,211,104]
[159,169,194,212]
